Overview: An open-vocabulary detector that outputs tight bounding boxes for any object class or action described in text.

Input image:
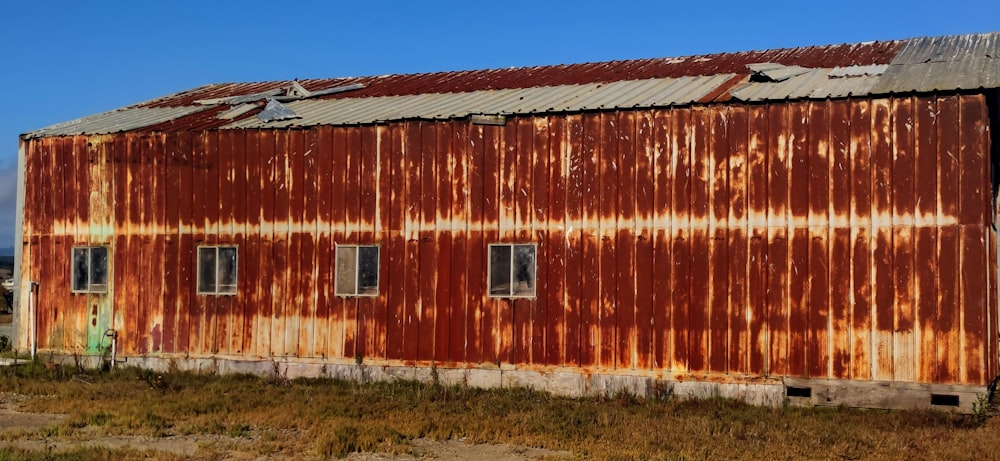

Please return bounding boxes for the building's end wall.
[13,139,26,352]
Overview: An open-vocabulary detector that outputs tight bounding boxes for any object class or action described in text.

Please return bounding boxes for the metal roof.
[872,33,1000,93]
[28,106,208,138]
[23,31,1000,138]
[730,66,886,101]
[221,75,737,129]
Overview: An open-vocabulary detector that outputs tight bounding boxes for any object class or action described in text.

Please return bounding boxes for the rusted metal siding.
[18,93,997,386]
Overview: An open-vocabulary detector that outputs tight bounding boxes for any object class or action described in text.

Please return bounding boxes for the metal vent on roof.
[284,81,312,98]
[273,82,365,101]
[746,63,810,82]
[306,83,366,98]
[196,89,281,105]
[258,99,300,122]
[196,83,366,106]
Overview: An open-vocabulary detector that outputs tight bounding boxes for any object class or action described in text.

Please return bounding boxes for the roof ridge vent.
[746,62,810,82]
[195,82,366,106]
[275,82,367,101]
[284,81,312,98]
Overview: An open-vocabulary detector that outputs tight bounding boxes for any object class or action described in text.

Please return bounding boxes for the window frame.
[70,246,109,294]
[487,243,537,299]
[334,244,381,297]
[196,245,239,296]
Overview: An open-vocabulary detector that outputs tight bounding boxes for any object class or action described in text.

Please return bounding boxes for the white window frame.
[70,246,109,294]
[197,245,239,295]
[487,243,537,298]
[335,244,380,297]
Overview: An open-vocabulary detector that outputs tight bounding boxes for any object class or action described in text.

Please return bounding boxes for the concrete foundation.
[38,352,990,413]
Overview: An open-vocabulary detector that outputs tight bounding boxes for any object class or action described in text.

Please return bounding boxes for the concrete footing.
[39,353,990,413]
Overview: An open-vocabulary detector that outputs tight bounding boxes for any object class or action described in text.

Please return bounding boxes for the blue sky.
[1,0,998,249]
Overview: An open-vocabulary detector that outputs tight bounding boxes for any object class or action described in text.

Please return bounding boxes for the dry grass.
[1,361,1000,460]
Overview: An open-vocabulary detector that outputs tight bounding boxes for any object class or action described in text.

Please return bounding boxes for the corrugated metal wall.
[19,93,998,385]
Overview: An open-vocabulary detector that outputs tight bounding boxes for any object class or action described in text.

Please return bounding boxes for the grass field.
[0,360,998,460]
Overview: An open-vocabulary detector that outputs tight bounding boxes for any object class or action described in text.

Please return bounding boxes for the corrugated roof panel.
[985,58,1000,88]
[654,74,740,104]
[518,86,577,113]
[746,63,810,82]
[872,32,1000,93]
[828,64,888,78]
[483,87,562,114]
[142,105,232,132]
[419,92,469,118]
[217,103,259,120]
[574,76,704,108]
[730,68,881,101]
[26,106,210,138]
[580,80,661,109]
[808,73,883,98]
[221,76,735,129]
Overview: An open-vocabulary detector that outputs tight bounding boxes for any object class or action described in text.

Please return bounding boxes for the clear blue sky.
[1,0,998,249]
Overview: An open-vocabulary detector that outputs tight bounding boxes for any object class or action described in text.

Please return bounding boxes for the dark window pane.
[72,248,89,292]
[512,244,536,296]
[358,246,379,295]
[335,246,358,295]
[198,247,217,293]
[489,245,512,296]
[89,247,108,292]
[218,246,238,294]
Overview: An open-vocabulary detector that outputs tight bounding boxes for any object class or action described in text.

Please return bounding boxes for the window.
[488,243,536,298]
[335,245,380,296]
[71,246,109,293]
[197,246,238,295]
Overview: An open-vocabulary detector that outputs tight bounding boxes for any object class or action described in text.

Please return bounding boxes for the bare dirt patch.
[346,438,572,460]
[0,393,65,434]
[7,433,208,457]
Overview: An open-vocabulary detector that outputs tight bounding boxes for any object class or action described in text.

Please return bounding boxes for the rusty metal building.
[15,32,1000,411]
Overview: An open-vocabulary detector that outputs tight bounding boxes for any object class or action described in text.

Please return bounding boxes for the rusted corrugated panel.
[18,93,997,388]
[563,114,584,368]
[648,108,669,370]
[959,95,991,384]
[579,112,601,368]
[828,100,852,379]
[112,133,135,355]
[400,121,421,362]
[545,115,568,366]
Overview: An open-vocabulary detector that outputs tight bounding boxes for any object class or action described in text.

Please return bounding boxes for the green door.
[74,246,112,355]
